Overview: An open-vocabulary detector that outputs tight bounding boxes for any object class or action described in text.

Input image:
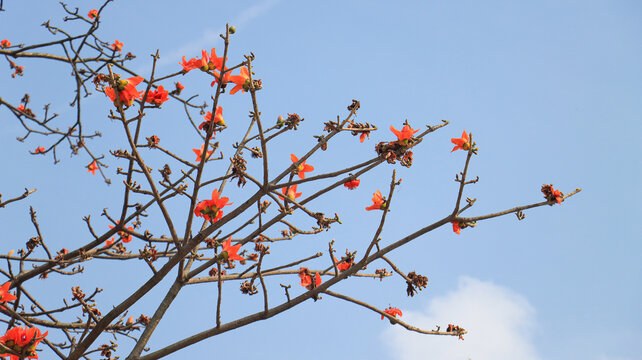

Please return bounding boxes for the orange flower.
[87,161,98,175]
[450,130,470,152]
[179,56,201,72]
[298,268,321,290]
[192,144,214,162]
[145,85,169,105]
[34,147,45,154]
[108,221,134,243]
[360,132,370,143]
[0,282,17,303]
[199,106,224,130]
[203,48,225,72]
[111,40,123,52]
[103,239,114,248]
[175,81,184,94]
[194,189,231,223]
[228,67,250,94]
[0,326,48,360]
[390,125,419,142]
[334,258,353,272]
[541,184,563,205]
[290,154,314,179]
[451,221,461,235]
[381,307,402,320]
[104,76,144,106]
[280,184,302,201]
[365,190,386,211]
[343,179,360,190]
[88,9,98,20]
[16,104,25,112]
[1,39,10,48]
[221,236,243,262]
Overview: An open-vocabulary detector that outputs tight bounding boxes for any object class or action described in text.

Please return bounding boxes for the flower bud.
[229,26,236,34]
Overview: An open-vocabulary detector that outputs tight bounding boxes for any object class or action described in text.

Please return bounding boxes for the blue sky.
[1,1,640,359]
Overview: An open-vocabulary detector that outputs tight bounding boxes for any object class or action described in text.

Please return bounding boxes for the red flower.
[221,236,243,262]
[200,106,224,130]
[87,161,98,175]
[541,184,563,205]
[88,9,98,20]
[16,104,25,112]
[34,147,45,154]
[194,189,231,223]
[390,125,419,141]
[298,268,321,290]
[111,40,123,52]
[344,179,360,190]
[450,130,470,152]
[280,184,302,201]
[12,65,24,78]
[104,76,144,106]
[0,282,17,303]
[204,48,225,72]
[103,239,114,248]
[0,326,48,360]
[108,221,134,243]
[290,154,314,179]
[145,85,169,105]
[365,190,386,211]
[228,67,250,94]
[360,132,370,143]
[381,307,403,320]
[175,81,184,94]
[1,40,10,48]
[451,221,461,235]
[333,258,352,272]
[179,56,202,72]
[192,144,214,162]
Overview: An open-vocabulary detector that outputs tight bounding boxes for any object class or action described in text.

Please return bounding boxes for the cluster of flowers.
[0,282,46,359]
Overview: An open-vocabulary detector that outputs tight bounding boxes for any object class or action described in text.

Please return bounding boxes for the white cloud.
[155,0,281,69]
[383,276,541,360]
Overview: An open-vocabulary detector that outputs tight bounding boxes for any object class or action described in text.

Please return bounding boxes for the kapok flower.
[202,48,225,72]
[298,267,322,290]
[365,190,386,211]
[34,147,45,154]
[194,189,231,223]
[360,132,370,143]
[192,144,214,162]
[381,307,403,320]
[11,65,24,78]
[333,258,353,272]
[175,81,184,94]
[179,56,202,72]
[87,161,98,175]
[1,39,10,48]
[541,184,563,205]
[111,40,123,52]
[280,184,302,201]
[145,85,169,106]
[16,105,25,112]
[290,154,314,179]
[450,130,470,152]
[104,76,144,106]
[0,282,17,304]
[0,326,48,360]
[200,106,224,130]
[88,9,98,20]
[451,221,461,235]
[344,178,360,190]
[390,125,419,142]
[108,221,134,243]
[220,236,243,262]
[228,67,250,94]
